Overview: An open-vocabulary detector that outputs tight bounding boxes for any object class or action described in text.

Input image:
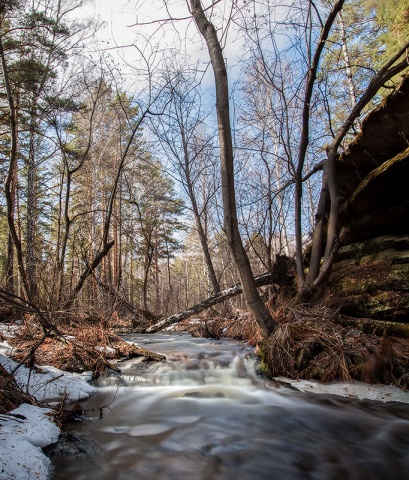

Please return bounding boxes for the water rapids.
[51,333,409,480]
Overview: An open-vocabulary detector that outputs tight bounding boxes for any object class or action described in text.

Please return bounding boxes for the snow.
[274,377,409,403]
[0,336,96,480]
[0,354,96,403]
[0,405,60,480]
[95,345,116,355]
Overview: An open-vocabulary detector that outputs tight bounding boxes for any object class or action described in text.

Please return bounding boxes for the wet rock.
[44,431,103,456]
[183,391,226,399]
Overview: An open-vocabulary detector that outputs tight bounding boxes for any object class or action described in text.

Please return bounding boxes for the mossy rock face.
[329,235,409,322]
[336,235,409,261]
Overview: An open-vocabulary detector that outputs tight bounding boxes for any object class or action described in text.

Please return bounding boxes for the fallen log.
[120,343,166,361]
[145,255,295,334]
[145,272,276,333]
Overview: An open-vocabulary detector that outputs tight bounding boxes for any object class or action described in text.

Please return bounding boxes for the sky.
[77,1,203,58]
[75,0,244,92]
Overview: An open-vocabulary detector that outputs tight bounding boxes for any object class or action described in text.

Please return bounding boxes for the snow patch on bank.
[0,404,60,480]
[275,377,409,403]
[0,353,96,402]
[0,339,96,479]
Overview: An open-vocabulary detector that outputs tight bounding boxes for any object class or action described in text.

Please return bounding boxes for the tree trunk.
[293,0,346,293]
[181,126,221,294]
[26,109,38,299]
[63,240,115,310]
[189,0,276,337]
[0,33,31,302]
[301,41,409,300]
[92,273,160,321]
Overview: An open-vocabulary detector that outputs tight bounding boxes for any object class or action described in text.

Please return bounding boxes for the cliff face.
[337,74,409,244]
[328,75,409,326]
[328,235,409,325]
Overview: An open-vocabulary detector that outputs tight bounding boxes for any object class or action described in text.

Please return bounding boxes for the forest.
[1,0,409,385]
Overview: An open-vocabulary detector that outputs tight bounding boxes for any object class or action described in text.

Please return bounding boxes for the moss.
[390,263,409,281]
[329,237,409,320]
[256,358,272,377]
[336,235,409,262]
[310,367,324,380]
[255,340,272,377]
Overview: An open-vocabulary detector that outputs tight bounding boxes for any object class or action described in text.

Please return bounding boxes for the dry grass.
[263,305,409,387]
[0,363,35,414]
[172,311,263,346]
[2,302,408,404]
[165,306,409,388]
[5,312,158,376]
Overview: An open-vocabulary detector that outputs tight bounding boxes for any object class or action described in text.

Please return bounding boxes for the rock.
[336,75,409,244]
[44,431,103,456]
[328,235,409,324]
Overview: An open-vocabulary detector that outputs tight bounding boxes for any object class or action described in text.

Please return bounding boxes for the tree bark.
[189,0,276,337]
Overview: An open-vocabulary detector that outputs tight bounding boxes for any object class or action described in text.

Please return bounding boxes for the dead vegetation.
[1,299,408,417]
[0,363,36,414]
[262,306,409,388]
[169,305,409,389]
[171,310,263,345]
[3,312,163,380]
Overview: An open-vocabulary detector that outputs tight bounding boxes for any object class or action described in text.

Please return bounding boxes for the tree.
[374,0,409,60]
[0,0,95,304]
[236,0,409,302]
[189,0,277,337]
[123,158,185,312]
[151,70,221,295]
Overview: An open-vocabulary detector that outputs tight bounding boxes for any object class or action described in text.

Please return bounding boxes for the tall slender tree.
[189,0,276,337]
[152,71,221,295]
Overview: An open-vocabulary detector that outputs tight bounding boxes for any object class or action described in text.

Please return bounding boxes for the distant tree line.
[1,0,408,334]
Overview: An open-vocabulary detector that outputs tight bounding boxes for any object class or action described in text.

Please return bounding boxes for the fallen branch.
[145,272,276,333]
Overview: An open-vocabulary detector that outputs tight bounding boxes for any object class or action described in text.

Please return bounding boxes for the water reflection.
[52,333,409,480]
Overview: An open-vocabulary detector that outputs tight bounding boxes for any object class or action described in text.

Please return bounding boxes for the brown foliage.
[171,311,263,346]
[5,312,160,377]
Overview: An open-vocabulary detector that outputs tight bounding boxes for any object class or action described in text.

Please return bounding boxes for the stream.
[51,333,409,480]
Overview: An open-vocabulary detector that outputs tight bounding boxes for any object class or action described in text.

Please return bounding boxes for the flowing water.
[52,333,409,480]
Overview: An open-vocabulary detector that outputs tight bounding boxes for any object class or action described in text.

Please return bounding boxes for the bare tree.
[302,39,409,299]
[151,70,221,294]
[237,0,409,302]
[188,0,276,337]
